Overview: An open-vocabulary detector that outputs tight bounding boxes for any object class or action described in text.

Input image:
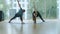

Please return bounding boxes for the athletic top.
[16,8,23,16]
[32,11,40,17]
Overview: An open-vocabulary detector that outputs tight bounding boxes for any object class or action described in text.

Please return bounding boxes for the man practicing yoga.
[9,0,25,24]
[32,10,45,23]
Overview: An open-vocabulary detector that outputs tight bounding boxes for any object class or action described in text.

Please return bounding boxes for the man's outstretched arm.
[17,0,21,8]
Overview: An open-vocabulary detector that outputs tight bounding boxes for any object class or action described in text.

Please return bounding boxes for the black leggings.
[33,11,45,23]
[37,12,44,22]
[9,14,23,23]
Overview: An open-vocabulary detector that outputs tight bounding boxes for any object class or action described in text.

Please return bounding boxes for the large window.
[1,0,58,20]
[29,0,57,19]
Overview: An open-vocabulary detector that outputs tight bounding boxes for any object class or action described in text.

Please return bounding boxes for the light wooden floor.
[0,21,59,34]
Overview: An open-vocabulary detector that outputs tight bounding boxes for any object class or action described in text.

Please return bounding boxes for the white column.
[24,0,28,19]
[57,0,60,19]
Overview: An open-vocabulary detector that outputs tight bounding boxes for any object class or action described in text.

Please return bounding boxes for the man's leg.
[38,12,45,22]
[9,16,16,23]
[20,16,24,24]
[33,16,36,23]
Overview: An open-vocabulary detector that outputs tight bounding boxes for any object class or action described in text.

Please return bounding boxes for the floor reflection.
[0,21,58,34]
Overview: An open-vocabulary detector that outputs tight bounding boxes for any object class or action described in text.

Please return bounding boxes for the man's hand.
[34,13,37,17]
[17,0,21,8]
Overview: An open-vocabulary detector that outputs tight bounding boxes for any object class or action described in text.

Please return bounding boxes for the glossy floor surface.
[0,20,59,34]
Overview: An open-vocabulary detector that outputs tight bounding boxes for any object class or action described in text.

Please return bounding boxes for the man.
[9,0,25,24]
[32,10,45,23]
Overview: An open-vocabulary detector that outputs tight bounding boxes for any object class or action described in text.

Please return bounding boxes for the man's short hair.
[22,9,25,12]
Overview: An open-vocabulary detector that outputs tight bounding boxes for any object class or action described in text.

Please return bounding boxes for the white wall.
[57,0,60,19]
